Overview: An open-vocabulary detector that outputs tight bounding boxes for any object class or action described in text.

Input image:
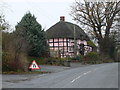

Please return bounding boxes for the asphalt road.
[3,63,118,88]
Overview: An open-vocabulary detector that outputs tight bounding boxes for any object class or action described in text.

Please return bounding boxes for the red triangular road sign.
[29,60,40,70]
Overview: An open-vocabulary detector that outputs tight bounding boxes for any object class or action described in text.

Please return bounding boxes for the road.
[3,63,118,88]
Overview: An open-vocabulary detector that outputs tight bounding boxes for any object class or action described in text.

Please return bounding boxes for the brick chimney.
[60,16,65,21]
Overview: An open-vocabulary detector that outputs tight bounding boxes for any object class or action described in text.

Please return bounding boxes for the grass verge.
[2,71,51,74]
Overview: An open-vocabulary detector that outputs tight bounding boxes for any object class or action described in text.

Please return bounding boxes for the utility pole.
[74,24,77,56]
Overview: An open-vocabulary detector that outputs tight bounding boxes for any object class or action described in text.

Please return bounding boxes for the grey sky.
[1,0,82,31]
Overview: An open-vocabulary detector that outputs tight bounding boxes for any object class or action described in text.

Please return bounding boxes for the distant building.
[46,16,95,58]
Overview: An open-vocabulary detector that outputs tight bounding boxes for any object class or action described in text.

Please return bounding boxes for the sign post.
[29,60,40,71]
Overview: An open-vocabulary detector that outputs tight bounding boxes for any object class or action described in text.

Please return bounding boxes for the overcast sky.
[1,0,84,31]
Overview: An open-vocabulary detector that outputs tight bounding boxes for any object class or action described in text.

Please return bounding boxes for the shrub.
[82,52,100,64]
[2,51,28,72]
[2,32,28,72]
[46,57,65,66]
[116,52,120,62]
[27,57,63,66]
[2,52,14,71]
[99,54,114,63]
[87,41,96,47]
[27,56,46,65]
[70,55,83,61]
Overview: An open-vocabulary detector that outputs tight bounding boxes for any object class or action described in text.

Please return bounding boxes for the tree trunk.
[99,37,110,58]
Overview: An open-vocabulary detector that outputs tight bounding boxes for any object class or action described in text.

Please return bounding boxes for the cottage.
[46,16,93,58]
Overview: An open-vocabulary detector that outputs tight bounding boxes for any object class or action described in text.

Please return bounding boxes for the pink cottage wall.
[48,38,92,57]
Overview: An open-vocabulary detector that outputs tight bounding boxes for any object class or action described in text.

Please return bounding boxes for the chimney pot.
[60,16,65,21]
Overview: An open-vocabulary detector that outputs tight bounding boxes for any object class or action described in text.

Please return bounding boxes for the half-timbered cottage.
[46,16,94,58]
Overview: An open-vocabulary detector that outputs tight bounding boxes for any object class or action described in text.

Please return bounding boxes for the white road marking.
[71,79,75,83]
[71,70,92,83]
[83,71,91,75]
[71,66,107,83]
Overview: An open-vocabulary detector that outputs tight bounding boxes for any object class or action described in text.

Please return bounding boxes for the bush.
[27,56,46,65]
[27,57,63,66]
[2,52,28,72]
[2,52,14,71]
[116,52,120,62]
[27,57,71,66]
[87,41,96,47]
[45,57,65,66]
[82,52,100,64]
[99,54,107,62]
[70,55,83,61]
[2,32,28,72]
[99,54,114,63]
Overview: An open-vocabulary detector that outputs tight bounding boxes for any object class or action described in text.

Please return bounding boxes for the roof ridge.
[46,21,90,40]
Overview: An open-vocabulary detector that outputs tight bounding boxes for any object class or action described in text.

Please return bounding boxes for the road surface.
[3,63,118,88]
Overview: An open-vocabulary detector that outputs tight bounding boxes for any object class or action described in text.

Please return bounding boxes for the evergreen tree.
[16,12,49,57]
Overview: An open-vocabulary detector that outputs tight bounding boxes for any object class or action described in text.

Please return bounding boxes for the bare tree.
[70,1,120,57]
[12,27,30,66]
[0,15,9,31]
[2,27,30,71]
[0,1,9,31]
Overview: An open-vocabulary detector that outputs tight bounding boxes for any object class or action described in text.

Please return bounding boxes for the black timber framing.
[53,38,54,51]
[63,38,64,57]
[58,38,60,57]
[49,38,76,57]
[66,38,68,52]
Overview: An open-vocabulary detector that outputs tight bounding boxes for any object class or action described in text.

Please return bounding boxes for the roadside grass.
[2,71,51,74]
